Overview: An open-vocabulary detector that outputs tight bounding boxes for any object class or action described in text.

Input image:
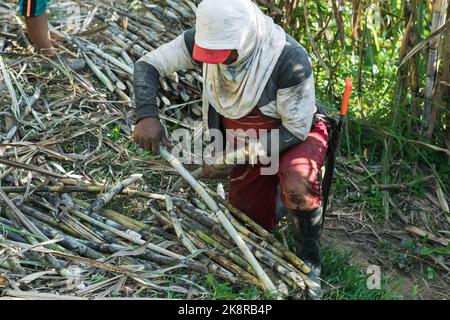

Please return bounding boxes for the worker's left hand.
[221,140,269,165]
[203,151,234,178]
[202,164,234,178]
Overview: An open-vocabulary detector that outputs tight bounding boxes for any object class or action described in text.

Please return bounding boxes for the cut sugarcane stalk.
[82,53,115,92]
[86,174,142,214]
[86,44,134,75]
[159,146,281,298]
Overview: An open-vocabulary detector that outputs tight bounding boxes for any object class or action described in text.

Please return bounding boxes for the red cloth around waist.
[221,108,281,134]
[221,109,328,231]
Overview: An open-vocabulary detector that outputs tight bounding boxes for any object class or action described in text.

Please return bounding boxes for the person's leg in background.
[19,0,56,56]
[278,120,329,299]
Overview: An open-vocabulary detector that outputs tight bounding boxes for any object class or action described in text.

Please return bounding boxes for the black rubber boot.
[289,206,323,300]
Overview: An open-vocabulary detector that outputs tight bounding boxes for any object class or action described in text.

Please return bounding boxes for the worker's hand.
[133,117,172,155]
[203,150,235,178]
[202,164,234,178]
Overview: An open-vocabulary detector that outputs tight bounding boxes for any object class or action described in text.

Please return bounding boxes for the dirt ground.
[324,217,450,300]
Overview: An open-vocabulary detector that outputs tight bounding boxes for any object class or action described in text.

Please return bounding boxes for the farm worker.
[133,0,329,299]
[19,0,57,56]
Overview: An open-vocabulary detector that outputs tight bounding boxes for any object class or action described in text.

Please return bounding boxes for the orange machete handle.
[340,78,353,116]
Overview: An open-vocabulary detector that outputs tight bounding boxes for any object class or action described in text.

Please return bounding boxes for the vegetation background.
[250,0,449,300]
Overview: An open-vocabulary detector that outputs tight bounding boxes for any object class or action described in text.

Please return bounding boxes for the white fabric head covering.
[196,0,286,120]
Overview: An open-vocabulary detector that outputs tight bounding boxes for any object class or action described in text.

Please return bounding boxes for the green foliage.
[426,267,435,280]
[276,0,448,184]
[377,239,415,273]
[287,2,402,118]
[128,141,157,160]
[420,242,450,256]
[204,274,262,300]
[90,272,107,284]
[108,124,122,142]
[321,245,399,300]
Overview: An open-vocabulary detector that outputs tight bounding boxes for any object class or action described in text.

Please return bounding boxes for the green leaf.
[434,244,450,255]
[419,247,435,256]
[426,267,434,280]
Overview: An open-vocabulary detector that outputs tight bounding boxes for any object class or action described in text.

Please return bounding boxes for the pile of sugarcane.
[0,169,311,299]
[0,0,312,299]
[0,151,313,299]
[1,0,204,131]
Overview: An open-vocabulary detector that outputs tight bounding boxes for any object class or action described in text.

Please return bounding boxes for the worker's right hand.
[133,117,172,155]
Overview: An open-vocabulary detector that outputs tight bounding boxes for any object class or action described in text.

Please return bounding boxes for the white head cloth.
[196,0,287,120]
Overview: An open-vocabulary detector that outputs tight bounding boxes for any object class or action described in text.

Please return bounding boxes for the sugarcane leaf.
[19,270,57,284]
[399,17,450,67]
[185,248,207,260]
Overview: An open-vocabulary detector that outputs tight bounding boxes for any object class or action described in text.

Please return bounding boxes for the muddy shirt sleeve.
[134,29,197,122]
[274,45,316,141]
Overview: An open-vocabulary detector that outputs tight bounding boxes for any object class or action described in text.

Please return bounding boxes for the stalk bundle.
[0,0,310,299]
